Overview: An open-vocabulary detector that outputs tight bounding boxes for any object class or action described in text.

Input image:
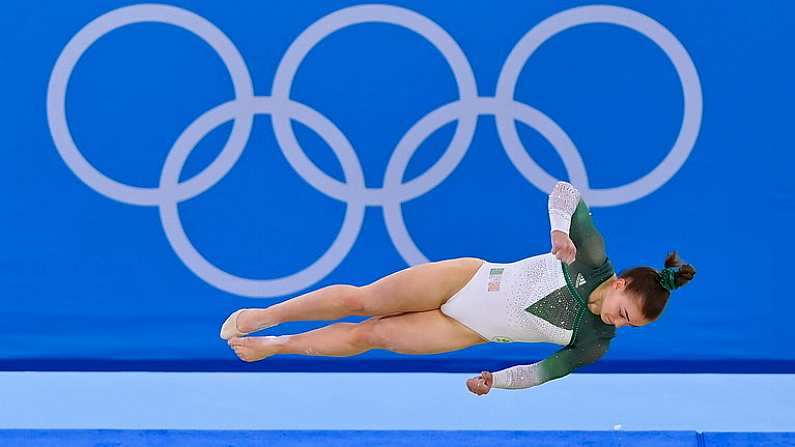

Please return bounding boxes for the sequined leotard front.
[439,182,616,389]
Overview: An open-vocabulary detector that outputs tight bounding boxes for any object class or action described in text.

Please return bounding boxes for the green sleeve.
[492,337,612,389]
[569,200,607,268]
[535,338,610,384]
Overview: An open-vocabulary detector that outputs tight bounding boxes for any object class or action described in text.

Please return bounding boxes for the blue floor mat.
[2,430,795,446]
[703,432,795,447]
[0,430,700,447]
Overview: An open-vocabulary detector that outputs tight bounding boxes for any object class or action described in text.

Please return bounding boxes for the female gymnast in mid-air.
[221,181,695,395]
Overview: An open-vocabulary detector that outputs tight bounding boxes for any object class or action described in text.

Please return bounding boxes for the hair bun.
[664,251,696,289]
[675,264,696,288]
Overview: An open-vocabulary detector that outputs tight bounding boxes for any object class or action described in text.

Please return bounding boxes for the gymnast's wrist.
[491,370,509,389]
[548,213,571,235]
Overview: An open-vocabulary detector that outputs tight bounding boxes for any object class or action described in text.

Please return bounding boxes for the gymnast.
[221,181,696,394]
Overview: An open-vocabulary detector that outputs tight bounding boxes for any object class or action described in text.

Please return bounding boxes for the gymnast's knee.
[350,319,389,351]
[336,285,368,316]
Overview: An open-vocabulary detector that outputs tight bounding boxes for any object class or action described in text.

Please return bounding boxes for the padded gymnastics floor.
[2,430,795,446]
[2,372,794,446]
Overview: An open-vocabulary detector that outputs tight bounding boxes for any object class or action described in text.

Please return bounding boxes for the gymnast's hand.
[551,230,576,264]
[466,371,493,396]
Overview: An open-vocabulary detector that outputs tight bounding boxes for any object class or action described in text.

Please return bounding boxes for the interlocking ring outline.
[47,3,702,297]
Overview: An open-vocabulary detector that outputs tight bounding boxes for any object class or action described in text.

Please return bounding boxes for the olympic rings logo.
[47,4,702,298]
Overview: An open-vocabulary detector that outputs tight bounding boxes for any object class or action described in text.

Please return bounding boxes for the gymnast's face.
[600,278,653,328]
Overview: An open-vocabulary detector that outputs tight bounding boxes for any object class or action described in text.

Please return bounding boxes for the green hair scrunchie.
[658,268,678,292]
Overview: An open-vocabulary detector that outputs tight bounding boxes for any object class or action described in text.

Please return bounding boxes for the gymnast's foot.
[220,308,278,340]
[228,336,283,362]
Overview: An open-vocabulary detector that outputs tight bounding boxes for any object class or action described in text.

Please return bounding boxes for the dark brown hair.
[619,251,696,321]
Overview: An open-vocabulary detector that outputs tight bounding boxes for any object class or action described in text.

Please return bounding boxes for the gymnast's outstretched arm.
[466,338,611,394]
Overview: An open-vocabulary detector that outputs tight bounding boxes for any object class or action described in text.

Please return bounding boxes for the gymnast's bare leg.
[229,309,487,361]
[224,257,487,361]
[227,257,484,334]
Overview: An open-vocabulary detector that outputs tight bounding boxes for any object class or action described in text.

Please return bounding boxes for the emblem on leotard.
[575,273,587,288]
[493,336,512,343]
[488,268,504,292]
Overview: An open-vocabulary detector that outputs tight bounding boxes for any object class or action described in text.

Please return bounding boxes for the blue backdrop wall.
[1,0,792,372]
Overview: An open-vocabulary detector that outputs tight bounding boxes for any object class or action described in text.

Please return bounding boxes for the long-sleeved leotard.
[490,182,616,389]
